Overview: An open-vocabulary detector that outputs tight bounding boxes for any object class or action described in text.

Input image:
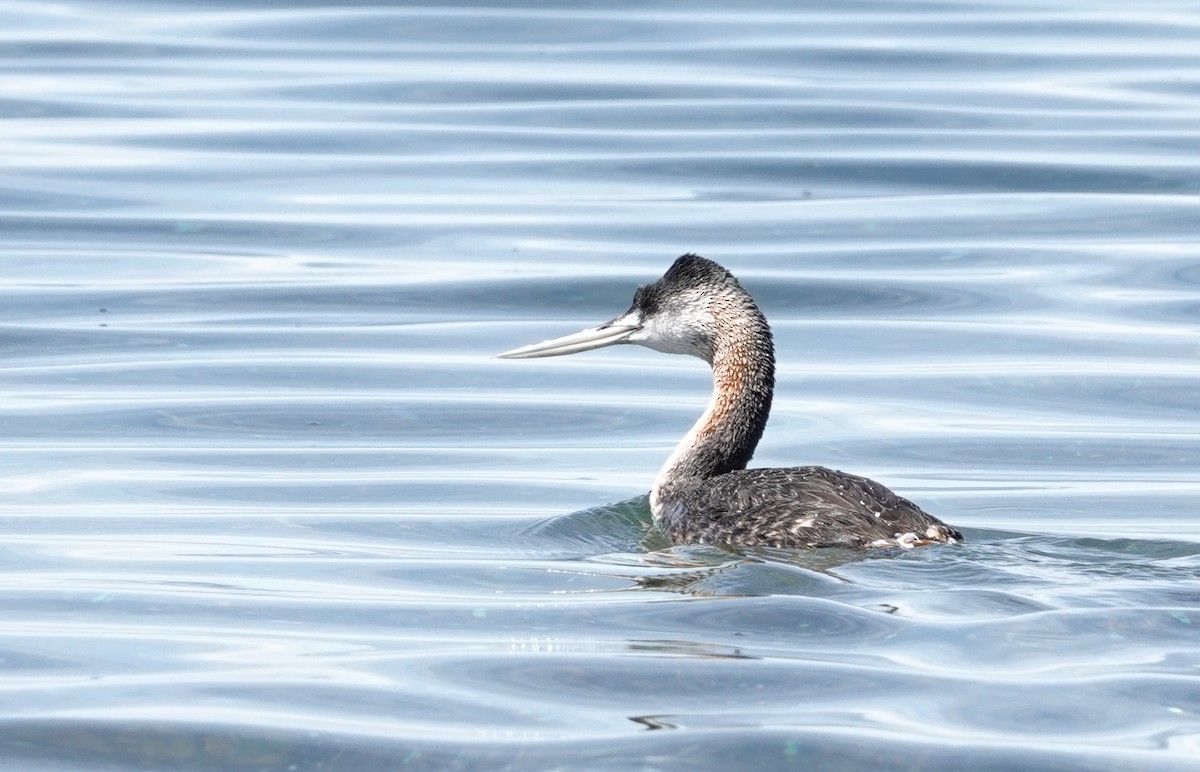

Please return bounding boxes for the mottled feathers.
[657,465,963,550]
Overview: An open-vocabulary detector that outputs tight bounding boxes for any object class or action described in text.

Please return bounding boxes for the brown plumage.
[657,466,961,550]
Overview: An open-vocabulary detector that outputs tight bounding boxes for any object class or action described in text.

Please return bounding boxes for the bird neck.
[651,310,774,508]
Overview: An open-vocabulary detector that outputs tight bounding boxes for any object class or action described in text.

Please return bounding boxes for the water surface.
[2,1,1200,769]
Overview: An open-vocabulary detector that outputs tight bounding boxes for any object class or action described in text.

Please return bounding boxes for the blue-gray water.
[3,1,1200,769]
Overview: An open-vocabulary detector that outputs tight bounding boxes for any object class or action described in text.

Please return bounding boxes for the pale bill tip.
[497,324,639,359]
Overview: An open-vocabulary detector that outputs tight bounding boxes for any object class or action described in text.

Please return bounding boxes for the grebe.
[499,255,962,550]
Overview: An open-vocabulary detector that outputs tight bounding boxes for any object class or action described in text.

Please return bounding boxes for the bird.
[498,254,962,550]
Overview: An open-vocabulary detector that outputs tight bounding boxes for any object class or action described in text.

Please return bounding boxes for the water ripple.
[3,0,1200,769]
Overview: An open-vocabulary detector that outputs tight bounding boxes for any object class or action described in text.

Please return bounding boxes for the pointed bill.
[498,324,639,359]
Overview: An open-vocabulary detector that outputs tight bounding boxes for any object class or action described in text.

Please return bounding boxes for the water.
[2,1,1200,769]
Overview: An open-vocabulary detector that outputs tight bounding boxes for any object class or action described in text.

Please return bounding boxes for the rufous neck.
[652,316,774,503]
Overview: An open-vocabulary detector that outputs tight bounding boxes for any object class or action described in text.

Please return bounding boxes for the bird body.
[656,465,957,550]
[500,254,962,550]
